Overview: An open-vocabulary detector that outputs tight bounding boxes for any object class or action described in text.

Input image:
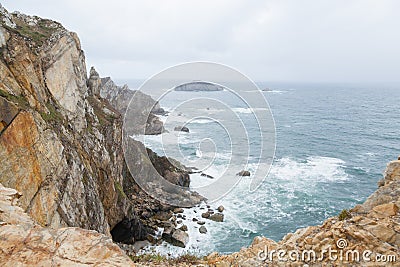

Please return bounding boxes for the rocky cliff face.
[0,4,195,251]
[0,183,134,266]
[0,5,130,235]
[209,158,400,267]
[99,76,166,135]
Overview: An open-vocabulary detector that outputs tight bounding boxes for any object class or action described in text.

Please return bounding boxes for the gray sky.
[2,0,400,83]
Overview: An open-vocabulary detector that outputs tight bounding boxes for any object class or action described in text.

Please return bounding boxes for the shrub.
[338,209,351,221]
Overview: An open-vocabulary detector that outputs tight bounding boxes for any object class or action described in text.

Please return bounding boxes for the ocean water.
[125,80,400,255]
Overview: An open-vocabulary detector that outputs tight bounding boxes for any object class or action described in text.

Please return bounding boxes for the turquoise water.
[127,81,400,255]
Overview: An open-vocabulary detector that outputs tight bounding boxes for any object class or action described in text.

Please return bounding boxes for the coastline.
[1,4,399,267]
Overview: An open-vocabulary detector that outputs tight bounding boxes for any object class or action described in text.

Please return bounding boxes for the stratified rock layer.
[99,77,165,135]
[0,4,196,252]
[0,183,134,266]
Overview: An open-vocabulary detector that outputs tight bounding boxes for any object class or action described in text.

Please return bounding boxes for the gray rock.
[202,212,210,218]
[201,173,214,179]
[217,205,225,212]
[209,213,224,222]
[179,225,188,232]
[133,240,150,253]
[237,170,251,176]
[173,208,184,214]
[174,126,189,133]
[199,226,207,234]
[170,229,189,248]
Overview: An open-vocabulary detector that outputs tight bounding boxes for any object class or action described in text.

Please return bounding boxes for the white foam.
[264,90,287,94]
[140,203,217,256]
[189,118,215,124]
[270,156,349,183]
[232,107,253,114]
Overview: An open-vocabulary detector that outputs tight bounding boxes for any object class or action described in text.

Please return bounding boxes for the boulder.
[209,213,224,222]
[161,224,174,241]
[217,205,225,212]
[199,226,207,234]
[173,207,184,214]
[145,114,165,135]
[153,211,173,221]
[174,126,189,133]
[201,173,214,179]
[179,225,188,232]
[201,212,210,218]
[170,229,189,248]
[237,170,251,176]
[162,226,189,248]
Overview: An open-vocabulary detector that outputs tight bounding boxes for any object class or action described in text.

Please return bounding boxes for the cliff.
[1,5,399,267]
[0,183,134,266]
[0,3,199,254]
[98,76,166,135]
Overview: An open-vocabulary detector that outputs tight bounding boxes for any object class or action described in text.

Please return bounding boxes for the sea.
[120,79,400,256]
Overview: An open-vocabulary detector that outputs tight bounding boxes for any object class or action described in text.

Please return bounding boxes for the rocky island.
[174,81,224,91]
[0,4,399,267]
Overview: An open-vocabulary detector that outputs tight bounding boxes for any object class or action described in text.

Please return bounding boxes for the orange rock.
[372,203,399,217]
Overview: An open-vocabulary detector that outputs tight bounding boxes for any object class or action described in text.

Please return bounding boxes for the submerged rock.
[201,172,214,179]
[174,125,190,133]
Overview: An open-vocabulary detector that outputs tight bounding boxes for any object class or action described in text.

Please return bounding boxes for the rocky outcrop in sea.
[174,81,224,91]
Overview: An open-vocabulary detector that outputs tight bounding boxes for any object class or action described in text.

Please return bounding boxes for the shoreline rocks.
[162,227,189,248]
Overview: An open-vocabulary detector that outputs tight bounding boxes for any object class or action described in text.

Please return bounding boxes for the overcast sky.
[2,0,400,83]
